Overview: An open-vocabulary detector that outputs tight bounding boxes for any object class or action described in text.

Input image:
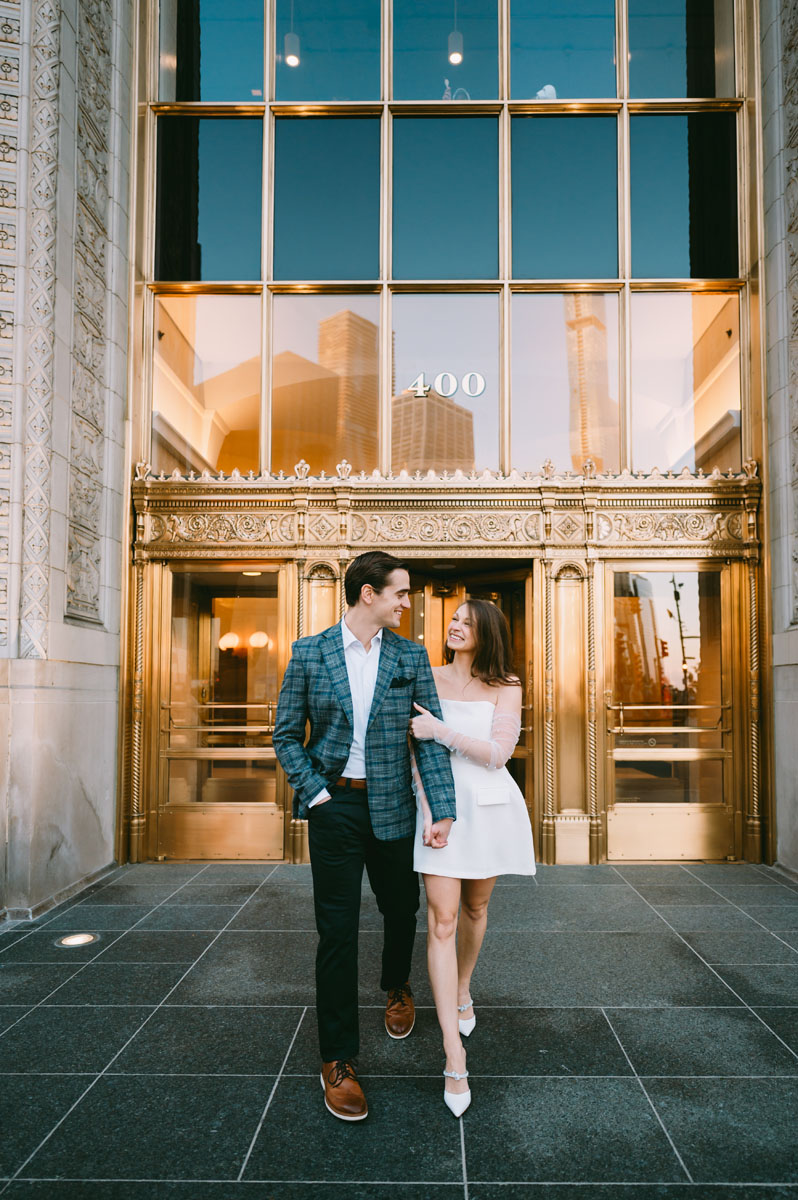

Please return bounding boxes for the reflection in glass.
[629,0,735,98]
[155,118,262,281]
[273,118,380,280]
[615,759,722,803]
[159,0,264,101]
[613,570,723,803]
[393,118,498,279]
[392,294,499,473]
[169,571,279,805]
[512,117,617,278]
[393,0,498,100]
[511,293,619,473]
[630,114,737,278]
[152,295,261,475]
[275,0,380,101]
[511,0,616,99]
[271,294,380,474]
[631,293,741,473]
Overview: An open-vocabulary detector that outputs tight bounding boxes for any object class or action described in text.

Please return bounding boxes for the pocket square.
[390,677,413,688]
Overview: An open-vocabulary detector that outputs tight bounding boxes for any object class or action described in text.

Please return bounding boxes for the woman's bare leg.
[456,877,497,1018]
[423,873,468,1094]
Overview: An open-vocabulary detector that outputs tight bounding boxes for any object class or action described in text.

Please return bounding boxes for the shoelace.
[386,983,413,1009]
[327,1060,358,1088]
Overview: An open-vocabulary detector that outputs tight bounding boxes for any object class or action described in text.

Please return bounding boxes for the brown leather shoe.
[385,981,415,1039]
[320,1060,368,1121]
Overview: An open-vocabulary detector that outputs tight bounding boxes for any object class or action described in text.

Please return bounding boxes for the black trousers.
[307,784,419,1062]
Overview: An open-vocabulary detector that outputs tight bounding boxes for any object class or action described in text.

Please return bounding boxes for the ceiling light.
[285,31,300,67]
[242,571,262,577]
[448,29,463,65]
[219,632,240,651]
[249,631,270,649]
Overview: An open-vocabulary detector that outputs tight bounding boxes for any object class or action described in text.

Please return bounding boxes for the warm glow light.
[57,933,98,947]
[249,631,270,649]
[285,31,300,67]
[448,30,463,65]
[242,571,262,577]
[219,632,240,651]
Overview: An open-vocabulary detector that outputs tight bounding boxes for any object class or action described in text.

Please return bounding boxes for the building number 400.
[408,371,486,399]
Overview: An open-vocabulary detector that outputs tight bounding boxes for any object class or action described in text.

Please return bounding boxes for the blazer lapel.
[320,625,354,728]
[367,630,401,730]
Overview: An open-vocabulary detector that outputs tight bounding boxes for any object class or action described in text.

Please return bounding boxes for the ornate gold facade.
[124,458,765,866]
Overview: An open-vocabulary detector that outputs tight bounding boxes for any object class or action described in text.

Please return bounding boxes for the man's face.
[366,569,411,628]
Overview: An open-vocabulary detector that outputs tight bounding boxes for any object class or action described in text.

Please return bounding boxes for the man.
[273,551,456,1121]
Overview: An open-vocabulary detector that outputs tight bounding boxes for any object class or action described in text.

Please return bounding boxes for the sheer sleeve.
[410,744,433,835]
[430,709,521,770]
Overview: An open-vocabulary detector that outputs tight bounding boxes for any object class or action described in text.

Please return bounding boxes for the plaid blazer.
[273,623,456,840]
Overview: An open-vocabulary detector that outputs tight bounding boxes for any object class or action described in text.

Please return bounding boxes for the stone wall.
[0,0,131,917]
[762,0,798,873]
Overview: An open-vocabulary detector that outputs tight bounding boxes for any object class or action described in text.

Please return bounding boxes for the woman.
[410,599,536,1117]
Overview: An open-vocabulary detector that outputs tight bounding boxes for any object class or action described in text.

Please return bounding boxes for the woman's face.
[446,605,477,654]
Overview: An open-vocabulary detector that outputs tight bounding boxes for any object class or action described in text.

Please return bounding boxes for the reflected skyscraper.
[392,388,475,474]
[564,294,619,472]
[271,308,379,473]
[318,309,380,468]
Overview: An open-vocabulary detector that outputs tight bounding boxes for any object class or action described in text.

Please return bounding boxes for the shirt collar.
[341,616,383,651]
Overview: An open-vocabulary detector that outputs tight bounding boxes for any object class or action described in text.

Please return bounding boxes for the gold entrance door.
[398,561,535,838]
[605,563,736,861]
[156,565,288,859]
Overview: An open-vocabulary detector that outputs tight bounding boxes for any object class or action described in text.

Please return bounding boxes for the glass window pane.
[511,0,616,99]
[511,293,619,473]
[629,0,735,98]
[631,293,741,473]
[159,0,264,101]
[275,0,380,101]
[393,0,498,101]
[613,569,724,804]
[271,295,380,475]
[169,570,279,805]
[512,117,617,278]
[155,118,262,281]
[630,114,737,278]
[152,295,261,475]
[393,118,498,279]
[392,294,499,473]
[273,118,379,280]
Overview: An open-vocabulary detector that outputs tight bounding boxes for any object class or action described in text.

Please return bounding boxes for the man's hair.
[344,551,407,607]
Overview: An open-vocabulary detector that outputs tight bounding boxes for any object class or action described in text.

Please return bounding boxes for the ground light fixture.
[56,933,98,947]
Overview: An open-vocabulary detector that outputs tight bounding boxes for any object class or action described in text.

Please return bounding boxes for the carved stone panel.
[0,0,16,647]
[66,0,112,624]
[20,0,58,657]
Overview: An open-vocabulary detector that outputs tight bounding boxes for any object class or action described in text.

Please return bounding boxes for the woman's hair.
[444,598,520,686]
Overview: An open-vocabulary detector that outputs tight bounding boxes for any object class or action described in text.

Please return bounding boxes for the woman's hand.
[410,702,440,741]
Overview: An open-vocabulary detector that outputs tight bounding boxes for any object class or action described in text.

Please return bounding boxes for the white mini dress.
[413,698,536,879]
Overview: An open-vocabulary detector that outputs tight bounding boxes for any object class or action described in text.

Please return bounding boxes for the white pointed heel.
[458,998,476,1037]
[443,1068,471,1117]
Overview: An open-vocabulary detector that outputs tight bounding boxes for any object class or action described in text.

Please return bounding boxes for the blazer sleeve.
[272,644,330,812]
[411,649,457,825]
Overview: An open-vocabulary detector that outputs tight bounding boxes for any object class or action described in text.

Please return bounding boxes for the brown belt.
[332,777,367,790]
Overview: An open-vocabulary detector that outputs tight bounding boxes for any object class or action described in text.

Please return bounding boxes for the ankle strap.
[443,1069,469,1080]
[457,999,473,1013]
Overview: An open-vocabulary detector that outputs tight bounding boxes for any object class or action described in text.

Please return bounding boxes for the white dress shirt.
[308,617,383,806]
